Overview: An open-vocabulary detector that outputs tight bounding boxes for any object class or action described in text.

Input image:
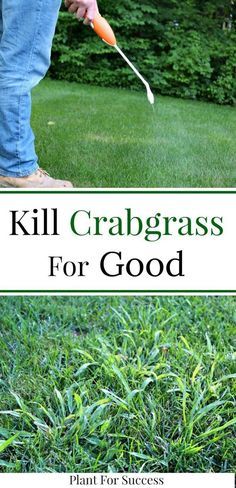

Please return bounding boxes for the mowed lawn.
[32,80,236,188]
[0,296,235,473]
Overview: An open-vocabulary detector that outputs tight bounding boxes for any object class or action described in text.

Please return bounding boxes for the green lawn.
[32,79,236,188]
[0,296,235,473]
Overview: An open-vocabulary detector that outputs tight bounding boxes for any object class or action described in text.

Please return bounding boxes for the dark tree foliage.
[51,0,236,104]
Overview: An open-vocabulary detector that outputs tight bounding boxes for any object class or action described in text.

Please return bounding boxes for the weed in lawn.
[0,296,235,472]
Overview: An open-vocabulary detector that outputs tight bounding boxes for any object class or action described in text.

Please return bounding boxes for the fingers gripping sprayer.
[88,13,155,105]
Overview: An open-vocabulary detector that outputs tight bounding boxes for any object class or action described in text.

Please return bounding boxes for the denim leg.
[0,0,61,177]
[0,0,3,41]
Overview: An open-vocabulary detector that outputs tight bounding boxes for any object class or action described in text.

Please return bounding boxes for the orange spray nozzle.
[91,13,117,47]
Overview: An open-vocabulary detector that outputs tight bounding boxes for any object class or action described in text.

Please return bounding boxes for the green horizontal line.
[0,190,235,195]
[0,290,235,293]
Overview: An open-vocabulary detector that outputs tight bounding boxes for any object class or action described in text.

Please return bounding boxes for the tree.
[50,0,236,104]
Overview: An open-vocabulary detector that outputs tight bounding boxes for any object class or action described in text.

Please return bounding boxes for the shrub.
[50,1,236,104]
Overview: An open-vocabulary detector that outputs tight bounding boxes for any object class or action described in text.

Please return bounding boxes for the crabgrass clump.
[0,296,235,472]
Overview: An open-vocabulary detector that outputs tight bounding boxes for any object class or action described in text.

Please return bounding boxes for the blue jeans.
[0,0,61,177]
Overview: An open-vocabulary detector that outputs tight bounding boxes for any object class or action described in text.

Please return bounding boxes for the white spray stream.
[114,45,155,105]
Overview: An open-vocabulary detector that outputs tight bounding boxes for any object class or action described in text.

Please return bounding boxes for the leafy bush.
[50,1,236,104]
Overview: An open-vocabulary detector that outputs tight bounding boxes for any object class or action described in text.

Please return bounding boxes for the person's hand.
[65,0,98,23]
